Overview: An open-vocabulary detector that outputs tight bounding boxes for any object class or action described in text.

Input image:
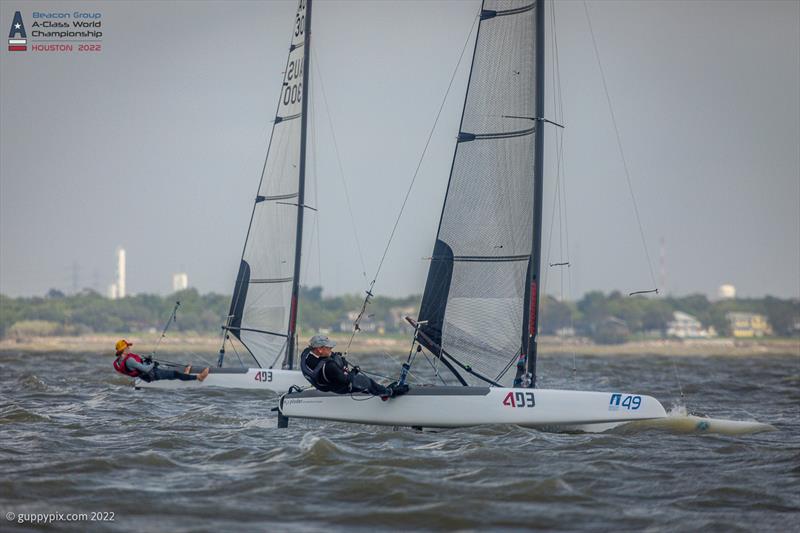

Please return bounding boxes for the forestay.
[418,0,537,386]
[226,0,308,367]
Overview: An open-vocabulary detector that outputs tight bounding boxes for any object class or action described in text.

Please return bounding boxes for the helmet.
[115,339,132,353]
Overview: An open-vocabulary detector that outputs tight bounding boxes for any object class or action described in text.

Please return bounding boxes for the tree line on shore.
[1,287,797,343]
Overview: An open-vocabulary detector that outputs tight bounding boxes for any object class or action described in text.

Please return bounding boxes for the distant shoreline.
[0,334,797,357]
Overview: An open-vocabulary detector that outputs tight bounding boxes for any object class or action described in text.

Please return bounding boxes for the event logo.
[8,11,26,51]
[6,10,103,53]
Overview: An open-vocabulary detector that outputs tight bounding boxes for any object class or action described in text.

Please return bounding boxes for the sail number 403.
[609,393,641,410]
[254,370,273,382]
[502,391,535,408]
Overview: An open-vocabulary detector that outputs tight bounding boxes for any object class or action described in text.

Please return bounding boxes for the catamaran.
[137,0,315,392]
[277,0,773,434]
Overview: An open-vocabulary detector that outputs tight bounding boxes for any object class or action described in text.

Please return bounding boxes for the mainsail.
[225,0,310,368]
[417,0,539,387]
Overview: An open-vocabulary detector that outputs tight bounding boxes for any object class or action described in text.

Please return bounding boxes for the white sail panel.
[227,0,307,367]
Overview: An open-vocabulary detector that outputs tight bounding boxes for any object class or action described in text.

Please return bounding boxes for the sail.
[226,0,308,367]
[418,0,537,386]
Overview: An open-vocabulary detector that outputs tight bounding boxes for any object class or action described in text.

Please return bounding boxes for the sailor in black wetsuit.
[299,335,408,399]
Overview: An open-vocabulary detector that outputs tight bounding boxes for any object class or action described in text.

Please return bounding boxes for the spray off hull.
[278,386,668,428]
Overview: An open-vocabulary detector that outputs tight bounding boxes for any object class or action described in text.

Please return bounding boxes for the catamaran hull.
[135,368,306,393]
[278,386,667,428]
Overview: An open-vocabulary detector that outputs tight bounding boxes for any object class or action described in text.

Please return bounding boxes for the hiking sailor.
[300,335,408,399]
[112,339,210,382]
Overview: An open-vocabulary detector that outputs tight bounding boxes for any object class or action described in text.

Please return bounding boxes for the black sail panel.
[227,260,251,340]
[417,0,536,386]
[417,240,454,351]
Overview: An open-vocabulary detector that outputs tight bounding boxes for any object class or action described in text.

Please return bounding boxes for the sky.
[1,0,798,300]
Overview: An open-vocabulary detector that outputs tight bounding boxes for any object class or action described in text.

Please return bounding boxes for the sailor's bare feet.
[197,368,210,382]
[184,365,192,374]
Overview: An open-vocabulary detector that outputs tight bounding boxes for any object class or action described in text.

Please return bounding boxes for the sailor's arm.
[333,352,352,369]
[321,359,349,387]
[126,359,154,374]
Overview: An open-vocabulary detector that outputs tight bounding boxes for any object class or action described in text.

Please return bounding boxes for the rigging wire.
[302,78,322,286]
[312,91,323,287]
[538,2,579,385]
[582,0,659,292]
[311,50,368,281]
[300,116,318,280]
[372,12,480,286]
[371,14,479,285]
[552,2,579,383]
[342,12,481,355]
[150,301,180,359]
[673,359,686,402]
[422,352,448,386]
[495,352,520,382]
[583,1,687,402]
[269,343,287,369]
[230,337,245,368]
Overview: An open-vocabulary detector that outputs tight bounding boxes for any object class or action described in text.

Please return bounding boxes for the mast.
[286,0,312,370]
[524,0,546,387]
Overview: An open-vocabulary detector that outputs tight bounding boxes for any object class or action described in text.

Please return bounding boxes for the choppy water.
[1,350,798,532]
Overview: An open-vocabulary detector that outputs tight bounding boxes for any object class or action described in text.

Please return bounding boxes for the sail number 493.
[609,393,641,410]
[502,391,535,408]
[254,370,273,382]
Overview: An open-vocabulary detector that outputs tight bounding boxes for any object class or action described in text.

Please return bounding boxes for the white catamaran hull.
[278,386,667,428]
[135,368,306,393]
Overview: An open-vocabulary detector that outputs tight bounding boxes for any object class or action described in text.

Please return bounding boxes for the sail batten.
[457,126,535,142]
[431,254,529,262]
[275,113,301,123]
[481,3,535,20]
[418,0,537,387]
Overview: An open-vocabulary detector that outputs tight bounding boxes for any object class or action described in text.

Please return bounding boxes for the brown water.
[1,350,798,531]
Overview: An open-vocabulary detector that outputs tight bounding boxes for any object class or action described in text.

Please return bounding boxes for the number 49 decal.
[502,391,535,408]
[609,393,641,410]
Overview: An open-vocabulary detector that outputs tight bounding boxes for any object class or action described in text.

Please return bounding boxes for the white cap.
[309,334,336,348]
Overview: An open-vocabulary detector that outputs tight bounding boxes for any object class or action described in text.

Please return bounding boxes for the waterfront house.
[667,311,714,338]
[726,312,773,338]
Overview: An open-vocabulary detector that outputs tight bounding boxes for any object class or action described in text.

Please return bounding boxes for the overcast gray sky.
[1,0,798,300]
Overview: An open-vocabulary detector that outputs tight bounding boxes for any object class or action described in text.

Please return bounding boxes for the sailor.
[112,339,210,382]
[299,335,408,399]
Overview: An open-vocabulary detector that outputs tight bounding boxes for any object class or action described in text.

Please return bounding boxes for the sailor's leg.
[349,372,390,396]
[151,368,197,381]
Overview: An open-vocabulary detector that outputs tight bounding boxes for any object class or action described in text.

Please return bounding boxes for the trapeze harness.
[113,353,145,377]
[299,347,349,393]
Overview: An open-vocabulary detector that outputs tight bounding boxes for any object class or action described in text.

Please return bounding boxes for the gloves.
[387,382,409,398]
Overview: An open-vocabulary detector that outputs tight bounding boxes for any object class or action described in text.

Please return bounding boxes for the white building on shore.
[667,311,714,338]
